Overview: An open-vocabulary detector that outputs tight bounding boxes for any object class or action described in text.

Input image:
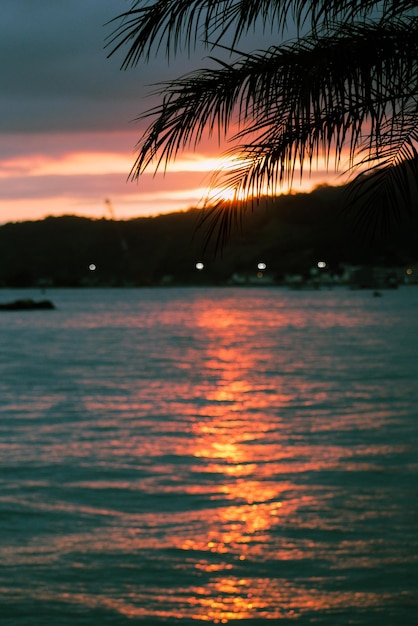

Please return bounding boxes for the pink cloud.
[0,131,338,224]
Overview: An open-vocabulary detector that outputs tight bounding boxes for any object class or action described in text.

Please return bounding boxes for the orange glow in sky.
[0,1,349,225]
[0,131,338,224]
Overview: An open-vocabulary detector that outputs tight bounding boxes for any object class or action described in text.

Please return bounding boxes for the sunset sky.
[0,0,333,225]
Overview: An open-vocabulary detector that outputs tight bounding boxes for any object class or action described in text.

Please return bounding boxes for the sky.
[0,0,332,224]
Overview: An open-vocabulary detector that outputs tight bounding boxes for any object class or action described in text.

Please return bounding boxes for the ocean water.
[0,286,417,626]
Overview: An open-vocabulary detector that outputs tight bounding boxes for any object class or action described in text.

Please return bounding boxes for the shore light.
[196,262,204,270]
[89,264,96,271]
[257,262,267,270]
[317,261,327,269]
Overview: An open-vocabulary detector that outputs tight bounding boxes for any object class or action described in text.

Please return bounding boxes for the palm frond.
[107,0,418,245]
[198,199,246,253]
[344,112,418,235]
[128,16,418,182]
[106,1,418,63]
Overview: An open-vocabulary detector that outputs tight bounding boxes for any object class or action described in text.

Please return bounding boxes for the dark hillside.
[0,184,417,287]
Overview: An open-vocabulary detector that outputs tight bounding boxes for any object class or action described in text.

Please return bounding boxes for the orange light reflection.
[5,297,409,624]
[3,581,394,622]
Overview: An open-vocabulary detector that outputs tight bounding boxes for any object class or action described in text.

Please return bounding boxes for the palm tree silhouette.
[108,1,418,245]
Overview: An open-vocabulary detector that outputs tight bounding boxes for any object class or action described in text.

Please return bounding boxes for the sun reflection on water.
[1,288,417,623]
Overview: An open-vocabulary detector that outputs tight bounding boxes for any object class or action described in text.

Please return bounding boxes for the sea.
[0,286,417,626]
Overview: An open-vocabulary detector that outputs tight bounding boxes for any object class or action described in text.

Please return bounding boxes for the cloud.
[0,1,157,132]
[0,127,251,223]
[0,2,333,224]
[0,0,218,133]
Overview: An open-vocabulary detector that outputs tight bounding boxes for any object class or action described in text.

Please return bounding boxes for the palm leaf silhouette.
[108,0,418,244]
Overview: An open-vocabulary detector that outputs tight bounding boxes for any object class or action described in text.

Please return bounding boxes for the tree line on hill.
[0,184,417,288]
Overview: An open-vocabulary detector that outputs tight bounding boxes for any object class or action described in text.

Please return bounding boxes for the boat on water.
[0,299,55,311]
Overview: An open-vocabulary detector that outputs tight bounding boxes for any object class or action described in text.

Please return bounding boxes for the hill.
[0,184,417,287]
